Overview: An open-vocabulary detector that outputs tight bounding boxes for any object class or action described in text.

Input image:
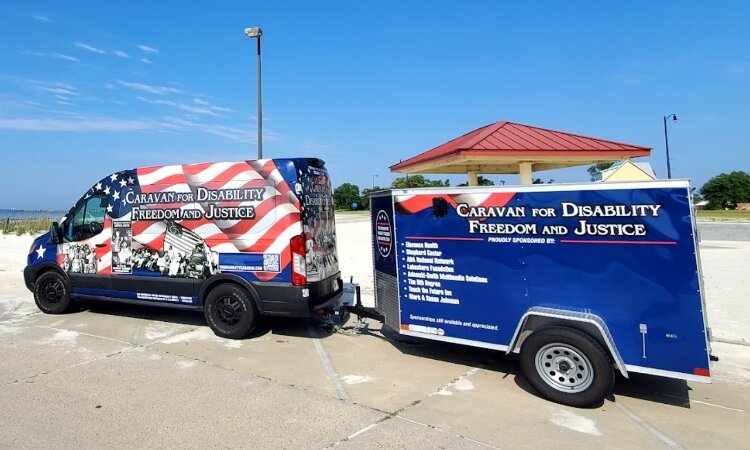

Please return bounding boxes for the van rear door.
[299,161,339,283]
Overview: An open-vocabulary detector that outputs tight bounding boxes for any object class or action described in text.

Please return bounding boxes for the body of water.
[0,209,67,220]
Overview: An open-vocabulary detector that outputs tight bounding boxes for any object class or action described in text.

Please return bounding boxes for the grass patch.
[696,210,750,221]
[335,209,370,215]
[0,218,54,235]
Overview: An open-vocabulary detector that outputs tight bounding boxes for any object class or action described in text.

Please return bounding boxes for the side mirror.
[48,222,62,244]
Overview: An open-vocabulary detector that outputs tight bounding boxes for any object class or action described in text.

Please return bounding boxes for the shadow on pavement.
[613,373,691,408]
[74,298,206,327]
[67,302,694,408]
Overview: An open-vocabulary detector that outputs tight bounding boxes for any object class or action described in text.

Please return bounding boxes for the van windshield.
[302,166,338,282]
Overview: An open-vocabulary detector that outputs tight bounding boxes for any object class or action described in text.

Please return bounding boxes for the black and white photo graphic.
[62,243,98,274]
[112,221,133,274]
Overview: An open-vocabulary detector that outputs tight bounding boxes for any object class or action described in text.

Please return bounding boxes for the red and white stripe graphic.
[133,160,302,278]
[395,192,515,215]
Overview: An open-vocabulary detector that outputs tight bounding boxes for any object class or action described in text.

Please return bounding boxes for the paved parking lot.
[0,219,748,449]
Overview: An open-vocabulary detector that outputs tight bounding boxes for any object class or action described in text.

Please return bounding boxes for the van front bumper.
[23,266,37,291]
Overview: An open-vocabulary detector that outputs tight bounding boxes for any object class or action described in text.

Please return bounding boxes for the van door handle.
[95,243,106,248]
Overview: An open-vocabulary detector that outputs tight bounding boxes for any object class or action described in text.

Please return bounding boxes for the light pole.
[244,26,263,159]
[372,174,378,190]
[663,113,677,179]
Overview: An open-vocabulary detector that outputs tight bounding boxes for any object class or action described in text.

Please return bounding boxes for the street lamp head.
[244,27,263,38]
[672,114,677,122]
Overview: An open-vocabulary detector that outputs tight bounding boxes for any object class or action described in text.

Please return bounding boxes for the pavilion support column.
[467,171,478,186]
[519,162,533,185]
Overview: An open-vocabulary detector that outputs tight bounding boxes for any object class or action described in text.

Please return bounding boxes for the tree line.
[333,170,750,211]
[333,175,452,210]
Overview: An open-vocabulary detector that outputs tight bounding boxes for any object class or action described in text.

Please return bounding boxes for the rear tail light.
[290,234,307,286]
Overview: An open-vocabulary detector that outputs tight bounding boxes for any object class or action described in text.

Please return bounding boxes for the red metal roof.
[391,121,651,172]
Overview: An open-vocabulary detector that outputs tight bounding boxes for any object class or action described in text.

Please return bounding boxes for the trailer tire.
[520,327,614,407]
[33,271,73,314]
[204,284,257,339]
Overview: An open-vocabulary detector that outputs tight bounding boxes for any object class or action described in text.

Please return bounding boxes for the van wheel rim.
[535,343,594,393]
[215,297,242,326]
[42,280,64,304]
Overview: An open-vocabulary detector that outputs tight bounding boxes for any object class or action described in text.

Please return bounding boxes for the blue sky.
[0,1,748,209]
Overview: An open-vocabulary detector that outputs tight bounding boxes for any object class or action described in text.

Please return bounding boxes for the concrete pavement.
[1,218,749,449]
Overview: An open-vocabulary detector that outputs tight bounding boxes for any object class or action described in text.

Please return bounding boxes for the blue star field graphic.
[83,169,140,219]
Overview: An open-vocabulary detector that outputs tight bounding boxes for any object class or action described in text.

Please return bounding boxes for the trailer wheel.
[520,327,614,407]
[204,284,257,339]
[33,271,72,314]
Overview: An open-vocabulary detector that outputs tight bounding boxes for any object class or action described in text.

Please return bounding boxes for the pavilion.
[390,121,652,185]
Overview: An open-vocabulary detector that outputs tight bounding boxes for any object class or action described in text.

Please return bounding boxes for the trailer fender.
[508,306,628,379]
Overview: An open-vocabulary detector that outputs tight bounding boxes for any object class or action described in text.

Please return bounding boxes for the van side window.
[65,195,107,241]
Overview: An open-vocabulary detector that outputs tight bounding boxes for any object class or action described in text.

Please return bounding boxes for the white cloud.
[0,117,155,132]
[33,15,52,23]
[116,80,181,95]
[137,44,159,53]
[113,49,130,59]
[53,53,79,62]
[137,96,219,116]
[22,51,79,62]
[75,42,107,54]
[192,97,233,113]
[140,58,153,64]
[162,117,256,143]
[22,80,78,97]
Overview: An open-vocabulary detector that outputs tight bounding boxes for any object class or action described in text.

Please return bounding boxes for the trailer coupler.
[342,278,385,323]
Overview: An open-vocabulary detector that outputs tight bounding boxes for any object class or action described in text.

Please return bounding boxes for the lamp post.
[372,174,378,190]
[244,26,263,159]
[663,113,677,179]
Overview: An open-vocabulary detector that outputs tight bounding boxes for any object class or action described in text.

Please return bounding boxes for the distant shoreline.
[0,209,66,220]
[1,208,66,212]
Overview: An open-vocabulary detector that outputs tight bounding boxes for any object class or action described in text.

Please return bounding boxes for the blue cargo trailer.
[368,180,711,406]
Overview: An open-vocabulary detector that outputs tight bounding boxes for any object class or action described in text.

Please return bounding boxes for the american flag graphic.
[56,160,303,281]
[395,191,515,216]
[129,160,300,281]
[56,168,138,275]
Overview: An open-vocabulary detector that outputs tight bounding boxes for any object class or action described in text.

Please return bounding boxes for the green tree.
[333,183,362,210]
[391,175,449,188]
[360,186,385,209]
[532,178,555,184]
[701,171,750,210]
[458,176,495,187]
[587,162,614,181]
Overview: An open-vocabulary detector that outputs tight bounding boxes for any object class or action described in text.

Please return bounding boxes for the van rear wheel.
[33,271,72,314]
[520,327,614,407]
[204,284,257,339]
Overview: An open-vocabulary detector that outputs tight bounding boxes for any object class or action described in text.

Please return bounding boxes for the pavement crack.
[0,345,136,388]
[712,337,750,347]
[395,416,503,450]
[321,367,489,448]
[614,400,685,450]
[129,319,144,345]
[0,301,23,321]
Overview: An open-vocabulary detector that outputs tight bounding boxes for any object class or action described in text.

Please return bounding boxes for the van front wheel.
[520,327,614,407]
[33,271,72,314]
[204,284,257,339]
